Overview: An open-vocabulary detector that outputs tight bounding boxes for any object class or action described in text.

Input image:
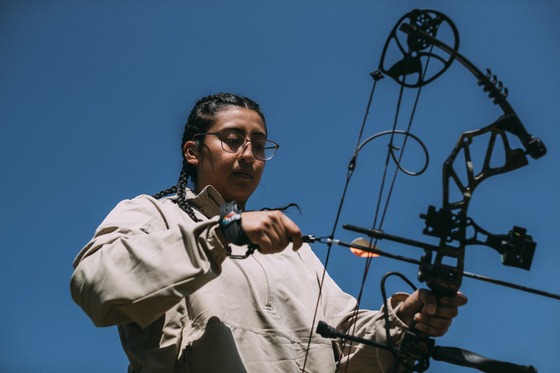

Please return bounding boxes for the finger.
[415,311,453,327]
[266,211,293,252]
[433,304,459,319]
[417,288,438,315]
[413,315,451,337]
[242,211,300,254]
[251,231,274,253]
[440,292,468,307]
[414,296,466,337]
[395,289,422,326]
[279,214,303,250]
[258,211,300,252]
[291,235,303,251]
[240,212,276,253]
[259,219,285,253]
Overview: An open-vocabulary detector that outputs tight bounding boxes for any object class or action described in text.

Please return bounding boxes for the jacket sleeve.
[306,250,408,373]
[70,195,229,328]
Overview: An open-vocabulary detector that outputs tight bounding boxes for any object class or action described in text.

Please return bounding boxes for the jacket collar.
[184,185,226,218]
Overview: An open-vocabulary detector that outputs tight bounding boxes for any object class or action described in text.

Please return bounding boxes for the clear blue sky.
[1,1,559,372]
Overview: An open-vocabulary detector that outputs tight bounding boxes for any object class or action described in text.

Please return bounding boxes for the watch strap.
[219,201,252,246]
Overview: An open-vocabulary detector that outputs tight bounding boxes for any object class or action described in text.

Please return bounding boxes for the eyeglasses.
[193,130,280,161]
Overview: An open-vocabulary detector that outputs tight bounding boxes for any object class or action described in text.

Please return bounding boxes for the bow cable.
[301,32,436,370]
[339,44,435,373]
[300,71,382,373]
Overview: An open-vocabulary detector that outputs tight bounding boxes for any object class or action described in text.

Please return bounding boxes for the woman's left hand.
[396,289,468,337]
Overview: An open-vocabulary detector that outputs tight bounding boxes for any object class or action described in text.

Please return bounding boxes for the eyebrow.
[220,127,267,138]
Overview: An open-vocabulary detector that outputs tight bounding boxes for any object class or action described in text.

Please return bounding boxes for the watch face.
[220,201,248,246]
[222,211,241,226]
[221,201,241,226]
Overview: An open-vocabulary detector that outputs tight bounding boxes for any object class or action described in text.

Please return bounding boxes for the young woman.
[71,93,466,372]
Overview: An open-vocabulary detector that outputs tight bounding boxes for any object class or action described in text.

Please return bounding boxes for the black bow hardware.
[305,9,557,373]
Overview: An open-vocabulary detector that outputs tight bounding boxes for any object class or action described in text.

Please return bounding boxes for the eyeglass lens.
[220,132,277,160]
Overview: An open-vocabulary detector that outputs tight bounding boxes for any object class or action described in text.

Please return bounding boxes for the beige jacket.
[71,186,408,372]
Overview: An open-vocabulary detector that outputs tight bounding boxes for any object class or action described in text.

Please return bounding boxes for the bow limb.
[399,22,546,160]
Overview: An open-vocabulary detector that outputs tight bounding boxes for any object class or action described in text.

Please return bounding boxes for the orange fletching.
[350,238,380,258]
[350,247,380,258]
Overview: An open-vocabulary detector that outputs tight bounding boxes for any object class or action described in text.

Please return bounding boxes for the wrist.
[219,201,252,246]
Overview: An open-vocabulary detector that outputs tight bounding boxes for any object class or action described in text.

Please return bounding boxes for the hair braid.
[152,159,201,222]
[152,186,177,200]
[175,160,201,222]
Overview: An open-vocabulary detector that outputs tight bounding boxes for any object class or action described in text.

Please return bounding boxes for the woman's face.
[184,107,267,207]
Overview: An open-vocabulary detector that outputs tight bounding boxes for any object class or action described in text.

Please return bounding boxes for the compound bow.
[307,9,557,373]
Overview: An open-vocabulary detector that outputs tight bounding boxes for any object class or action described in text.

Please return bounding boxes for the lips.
[233,170,253,179]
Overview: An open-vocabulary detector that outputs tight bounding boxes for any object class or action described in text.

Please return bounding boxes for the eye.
[253,140,266,152]
[221,132,245,149]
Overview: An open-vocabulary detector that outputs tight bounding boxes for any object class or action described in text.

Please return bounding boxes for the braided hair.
[152,93,266,222]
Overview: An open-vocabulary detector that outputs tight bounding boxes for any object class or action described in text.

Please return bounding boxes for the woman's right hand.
[240,211,303,254]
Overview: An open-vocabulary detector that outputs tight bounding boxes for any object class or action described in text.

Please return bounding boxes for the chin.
[230,191,255,206]
[229,185,257,200]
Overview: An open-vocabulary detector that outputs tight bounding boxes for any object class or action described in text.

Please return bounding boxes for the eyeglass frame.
[192,130,280,161]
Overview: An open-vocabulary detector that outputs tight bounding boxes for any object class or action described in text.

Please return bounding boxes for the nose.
[238,141,255,161]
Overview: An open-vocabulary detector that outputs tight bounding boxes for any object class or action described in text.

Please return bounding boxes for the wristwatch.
[219,201,252,246]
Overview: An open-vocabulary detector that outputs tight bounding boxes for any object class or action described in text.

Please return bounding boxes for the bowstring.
[340,46,434,373]
[301,36,436,371]
[300,77,380,373]
[339,81,411,372]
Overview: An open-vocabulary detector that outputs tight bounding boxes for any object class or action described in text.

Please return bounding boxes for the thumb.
[397,289,437,326]
[417,288,437,315]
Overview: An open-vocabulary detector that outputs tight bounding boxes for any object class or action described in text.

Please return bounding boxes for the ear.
[183,141,200,166]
